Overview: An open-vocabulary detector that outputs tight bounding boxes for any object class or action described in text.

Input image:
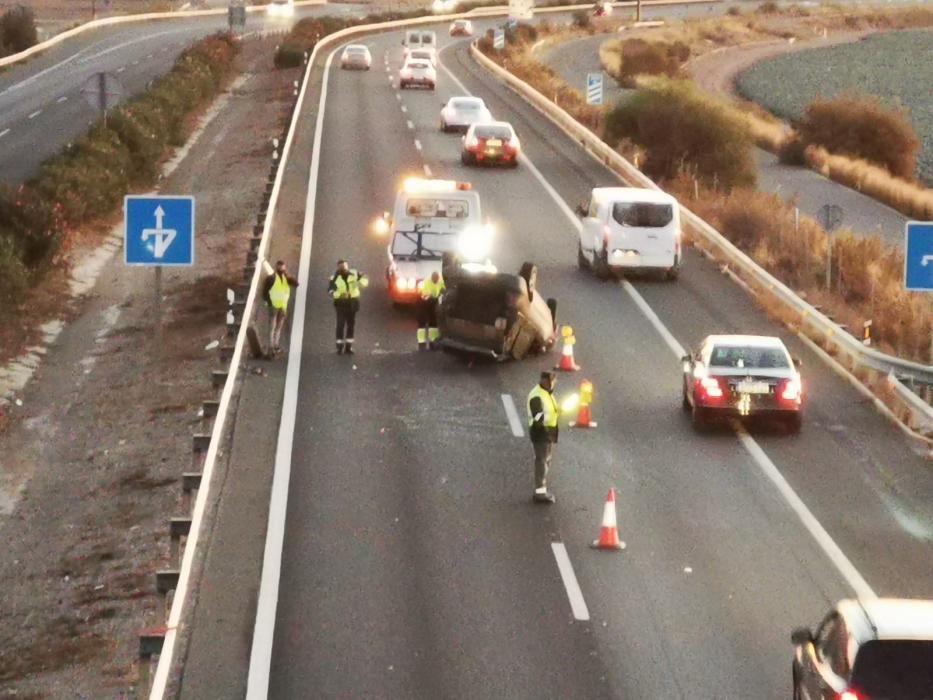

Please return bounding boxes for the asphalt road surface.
[0,3,369,184]
[251,22,933,700]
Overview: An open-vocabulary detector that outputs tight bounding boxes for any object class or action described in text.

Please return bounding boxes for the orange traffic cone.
[555,325,580,371]
[570,380,597,428]
[591,488,626,551]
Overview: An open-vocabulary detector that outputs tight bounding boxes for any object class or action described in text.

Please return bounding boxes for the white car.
[340,45,372,70]
[449,19,474,36]
[407,47,437,67]
[402,30,437,59]
[439,96,492,133]
[432,0,457,13]
[399,58,436,90]
[461,121,521,168]
[265,0,294,17]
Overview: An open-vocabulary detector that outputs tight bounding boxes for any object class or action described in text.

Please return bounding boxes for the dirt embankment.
[0,37,296,698]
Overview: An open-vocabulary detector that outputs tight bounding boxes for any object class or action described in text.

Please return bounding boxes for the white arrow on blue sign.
[125,195,195,266]
[904,221,933,291]
[586,72,603,105]
[493,29,505,49]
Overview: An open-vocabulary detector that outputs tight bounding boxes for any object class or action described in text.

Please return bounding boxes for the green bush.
[795,93,921,179]
[605,79,757,189]
[0,4,37,56]
[274,42,306,69]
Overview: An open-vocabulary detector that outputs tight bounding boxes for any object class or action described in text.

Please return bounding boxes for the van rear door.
[605,199,678,268]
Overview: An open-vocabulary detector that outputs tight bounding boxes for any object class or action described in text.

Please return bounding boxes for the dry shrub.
[805,146,933,220]
[0,4,37,56]
[758,0,779,14]
[796,93,920,179]
[670,174,933,359]
[726,5,742,16]
[605,79,756,189]
[603,38,690,87]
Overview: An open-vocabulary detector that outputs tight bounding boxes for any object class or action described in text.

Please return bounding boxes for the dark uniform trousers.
[335,298,359,343]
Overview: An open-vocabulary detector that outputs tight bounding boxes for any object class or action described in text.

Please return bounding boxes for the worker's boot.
[344,342,355,355]
[336,341,344,354]
[533,491,556,504]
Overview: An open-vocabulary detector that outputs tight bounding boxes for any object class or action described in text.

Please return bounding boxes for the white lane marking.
[56,95,68,103]
[439,49,880,600]
[0,128,9,138]
[400,104,407,113]
[622,281,685,358]
[116,66,126,73]
[28,109,42,119]
[245,42,338,699]
[551,543,591,621]
[76,30,176,65]
[737,429,877,600]
[388,75,394,83]
[132,60,139,66]
[406,119,414,130]
[396,93,402,101]
[423,163,433,177]
[501,394,524,437]
[146,53,154,59]
[414,139,422,151]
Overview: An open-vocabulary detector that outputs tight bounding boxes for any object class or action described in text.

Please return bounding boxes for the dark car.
[437,254,557,360]
[792,598,933,700]
[681,334,802,432]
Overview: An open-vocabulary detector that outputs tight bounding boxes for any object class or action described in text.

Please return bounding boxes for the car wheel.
[508,159,519,169]
[786,412,802,434]
[440,120,447,133]
[577,242,590,271]
[546,297,558,333]
[665,261,680,281]
[682,383,691,412]
[461,152,471,166]
[691,404,707,431]
[594,251,610,281]
[518,262,537,299]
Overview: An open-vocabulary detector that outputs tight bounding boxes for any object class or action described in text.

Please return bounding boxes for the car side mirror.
[793,357,802,368]
[791,627,812,646]
[574,203,587,217]
[681,354,691,364]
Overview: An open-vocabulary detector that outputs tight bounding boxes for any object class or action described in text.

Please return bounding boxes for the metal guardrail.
[469,41,933,389]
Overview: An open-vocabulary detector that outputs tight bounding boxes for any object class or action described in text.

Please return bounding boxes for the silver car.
[439,96,492,133]
[681,334,803,432]
[340,45,372,70]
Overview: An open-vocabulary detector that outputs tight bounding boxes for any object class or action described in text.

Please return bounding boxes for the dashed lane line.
[423,163,432,177]
[414,139,422,151]
[551,543,591,621]
[500,394,524,437]
[56,95,68,103]
[28,109,41,119]
[0,128,10,138]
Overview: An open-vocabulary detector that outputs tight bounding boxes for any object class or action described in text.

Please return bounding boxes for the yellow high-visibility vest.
[269,274,290,310]
[527,385,558,427]
[421,275,445,300]
[332,271,367,300]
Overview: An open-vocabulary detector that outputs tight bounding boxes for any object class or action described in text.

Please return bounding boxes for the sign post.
[81,72,123,126]
[818,203,843,290]
[586,72,603,105]
[125,196,196,357]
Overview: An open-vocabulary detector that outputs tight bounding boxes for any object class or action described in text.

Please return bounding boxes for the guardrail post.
[211,370,229,393]
[169,517,192,568]
[138,627,166,695]
[182,472,201,514]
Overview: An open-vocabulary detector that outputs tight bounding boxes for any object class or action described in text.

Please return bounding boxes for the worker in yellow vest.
[327,259,369,355]
[417,271,445,351]
[262,259,299,355]
[527,371,560,504]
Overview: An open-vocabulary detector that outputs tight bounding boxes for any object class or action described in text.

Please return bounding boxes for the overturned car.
[437,254,558,360]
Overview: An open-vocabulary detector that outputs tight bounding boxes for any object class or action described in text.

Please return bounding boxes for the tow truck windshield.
[405,198,470,218]
[391,229,458,259]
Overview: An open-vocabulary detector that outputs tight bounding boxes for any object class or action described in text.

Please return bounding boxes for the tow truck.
[373,178,487,305]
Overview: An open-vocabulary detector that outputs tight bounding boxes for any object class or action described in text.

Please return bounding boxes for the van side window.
[612,202,673,228]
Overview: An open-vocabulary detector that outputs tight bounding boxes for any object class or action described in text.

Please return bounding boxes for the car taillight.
[699,377,723,398]
[505,138,519,154]
[839,691,863,700]
[781,377,802,401]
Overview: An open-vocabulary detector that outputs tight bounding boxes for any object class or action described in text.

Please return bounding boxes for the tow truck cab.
[377,178,483,305]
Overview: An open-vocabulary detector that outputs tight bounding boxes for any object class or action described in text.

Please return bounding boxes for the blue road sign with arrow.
[904,221,933,292]
[125,195,195,266]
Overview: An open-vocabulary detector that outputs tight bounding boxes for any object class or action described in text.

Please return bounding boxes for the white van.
[575,187,682,280]
[402,30,437,59]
